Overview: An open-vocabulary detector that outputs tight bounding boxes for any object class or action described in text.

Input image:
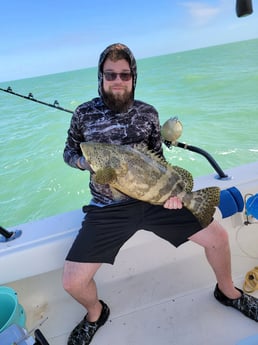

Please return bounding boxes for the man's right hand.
[163,196,183,209]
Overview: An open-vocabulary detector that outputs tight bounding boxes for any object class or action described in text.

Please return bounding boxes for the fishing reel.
[161,116,183,148]
[160,116,229,179]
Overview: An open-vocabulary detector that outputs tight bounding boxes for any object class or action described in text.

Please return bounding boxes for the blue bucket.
[0,286,26,333]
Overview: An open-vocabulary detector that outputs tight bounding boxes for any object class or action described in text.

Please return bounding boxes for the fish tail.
[183,186,220,228]
[173,166,194,192]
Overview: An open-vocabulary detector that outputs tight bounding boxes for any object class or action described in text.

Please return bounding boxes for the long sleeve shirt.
[63,97,163,205]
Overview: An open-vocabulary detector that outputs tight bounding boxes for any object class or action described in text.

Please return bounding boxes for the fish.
[80,142,220,227]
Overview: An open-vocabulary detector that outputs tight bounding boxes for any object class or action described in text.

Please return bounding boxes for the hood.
[98,43,137,99]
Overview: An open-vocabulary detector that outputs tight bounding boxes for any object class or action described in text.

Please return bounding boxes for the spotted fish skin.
[80,142,220,227]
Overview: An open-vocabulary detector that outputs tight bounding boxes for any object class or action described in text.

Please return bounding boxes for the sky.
[0,0,257,82]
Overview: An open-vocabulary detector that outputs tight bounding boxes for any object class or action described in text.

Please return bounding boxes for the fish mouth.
[80,142,93,165]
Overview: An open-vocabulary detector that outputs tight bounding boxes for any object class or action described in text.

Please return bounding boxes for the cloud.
[181,1,220,26]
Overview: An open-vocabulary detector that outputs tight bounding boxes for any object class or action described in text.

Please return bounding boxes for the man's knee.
[207,225,229,251]
[62,261,101,293]
[189,220,229,249]
[62,261,77,293]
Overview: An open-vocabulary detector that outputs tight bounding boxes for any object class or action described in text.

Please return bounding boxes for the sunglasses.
[103,71,132,82]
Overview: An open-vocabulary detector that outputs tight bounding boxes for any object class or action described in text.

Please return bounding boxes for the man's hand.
[77,156,94,172]
[163,196,183,209]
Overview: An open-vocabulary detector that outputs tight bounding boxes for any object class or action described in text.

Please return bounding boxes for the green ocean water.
[1,39,258,227]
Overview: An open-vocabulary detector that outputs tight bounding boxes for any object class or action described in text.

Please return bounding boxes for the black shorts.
[66,200,203,264]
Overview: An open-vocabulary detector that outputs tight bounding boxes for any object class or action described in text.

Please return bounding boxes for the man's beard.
[102,88,134,113]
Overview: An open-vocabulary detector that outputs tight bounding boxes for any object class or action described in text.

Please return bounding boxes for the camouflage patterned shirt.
[63,97,164,205]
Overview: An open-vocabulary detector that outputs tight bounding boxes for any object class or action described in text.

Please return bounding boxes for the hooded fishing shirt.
[63,43,163,205]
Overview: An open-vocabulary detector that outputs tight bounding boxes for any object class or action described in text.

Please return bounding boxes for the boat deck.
[9,216,258,345]
[4,161,258,344]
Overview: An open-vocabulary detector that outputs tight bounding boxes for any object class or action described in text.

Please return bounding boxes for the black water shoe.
[214,283,258,321]
[67,300,110,345]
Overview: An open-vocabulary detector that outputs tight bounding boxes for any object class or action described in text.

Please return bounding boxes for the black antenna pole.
[236,0,253,17]
[0,86,73,114]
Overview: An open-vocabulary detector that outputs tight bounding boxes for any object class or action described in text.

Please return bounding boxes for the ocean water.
[1,39,258,227]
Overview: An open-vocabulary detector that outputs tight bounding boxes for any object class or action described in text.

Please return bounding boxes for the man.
[63,43,258,345]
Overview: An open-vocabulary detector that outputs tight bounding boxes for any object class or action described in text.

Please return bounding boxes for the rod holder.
[165,140,231,180]
[0,226,22,243]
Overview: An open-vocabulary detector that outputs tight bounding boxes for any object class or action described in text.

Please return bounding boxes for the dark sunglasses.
[103,71,132,81]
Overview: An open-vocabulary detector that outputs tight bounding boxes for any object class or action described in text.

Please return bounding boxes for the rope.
[243,267,258,293]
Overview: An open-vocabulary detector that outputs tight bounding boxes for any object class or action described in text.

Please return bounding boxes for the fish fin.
[94,167,117,184]
[133,144,168,167]
[183,186,220,227]
[173,166,194,192]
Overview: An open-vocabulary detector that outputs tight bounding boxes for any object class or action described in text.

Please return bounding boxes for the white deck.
[2,161,258,345]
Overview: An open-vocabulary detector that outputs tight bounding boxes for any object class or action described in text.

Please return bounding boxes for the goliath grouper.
[80,142,220,227]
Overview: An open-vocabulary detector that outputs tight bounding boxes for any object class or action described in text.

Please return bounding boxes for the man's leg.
[63,261,110,345]
[189,219,258,322]
[63,261,103,321]
[189,219,241,299]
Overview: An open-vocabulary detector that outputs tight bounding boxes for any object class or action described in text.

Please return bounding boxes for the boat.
[1,2,257,343]
[1,158,258,344]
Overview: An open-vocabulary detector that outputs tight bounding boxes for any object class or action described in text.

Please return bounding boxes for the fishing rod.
[1,86,228,180]
[173,142,228,179]
[0,86,73,114]
[162,118,229,179]
[163,140,228,179]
